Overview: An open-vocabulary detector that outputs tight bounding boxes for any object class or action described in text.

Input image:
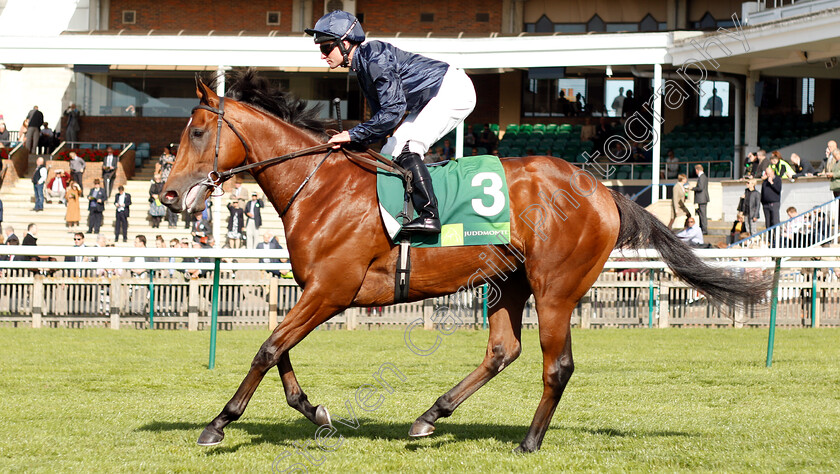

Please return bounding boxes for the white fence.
[1,246,839,330]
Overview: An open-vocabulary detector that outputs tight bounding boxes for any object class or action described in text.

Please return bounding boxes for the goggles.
[320,41,338,56]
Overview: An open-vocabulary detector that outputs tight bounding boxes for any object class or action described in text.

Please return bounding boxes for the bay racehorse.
[161,71,769,453]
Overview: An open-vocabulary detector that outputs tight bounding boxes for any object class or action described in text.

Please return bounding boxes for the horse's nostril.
[162,190,178,204]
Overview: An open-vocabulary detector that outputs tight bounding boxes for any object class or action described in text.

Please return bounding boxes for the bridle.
[188,96,411,218]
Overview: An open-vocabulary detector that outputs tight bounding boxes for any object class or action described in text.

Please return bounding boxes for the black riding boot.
[396,151,441,234]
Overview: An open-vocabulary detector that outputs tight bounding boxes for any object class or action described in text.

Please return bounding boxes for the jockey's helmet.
[305,10,365,44]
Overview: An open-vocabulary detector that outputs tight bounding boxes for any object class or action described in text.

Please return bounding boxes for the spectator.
[0,121,9,147]
[184,241,210,280]
[69,151,85,191]
[19,119,28,145]
[39,121,56,152]
[0,195,3,230]
[611,87,625,117]
[668,173,691,229]
[476,124,497,152]
[96,240,122,278]
[743,151,758,178]
[62,103,81,143]
[87,178,106,234]
[424,147,441,165]
[31,156,46,212]
[691,164,709,234]
[148,174,165,229]
[244,192,262,249]
[664,149,680,179]
[226,199,244,248]
[46,168,69,204]
[157,146,175,182]
[703,88,724,117]
[166,238,180,278]
[65,180,82,228]
[190,211,211,245]
[752,150,770,179]
[677,217,704,247]
[113,185,131,243]
[730,212,747,244]
[4,226,16,243]
[23,223,37,246]
[822,148,840,200]
[25,106,44,154]
[64,232,91,265]
[256,232,283,278]
[229,179,250,205]
[768,151,794,179]
[622,90,637,118]
[739,179,761,236]
[441,139,454,160]
[782,207,804,248]
[789,153,815,179]
[822,140,837,172]
[761,167,783,229]
[130,235,147,278]
[102,146,118,198]
[579,117,596,143]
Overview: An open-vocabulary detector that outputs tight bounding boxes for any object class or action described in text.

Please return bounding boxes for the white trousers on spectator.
[246,220,258,249]
[380,67,476,157]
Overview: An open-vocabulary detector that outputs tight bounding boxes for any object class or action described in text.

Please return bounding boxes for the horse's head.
[161,78,249,213]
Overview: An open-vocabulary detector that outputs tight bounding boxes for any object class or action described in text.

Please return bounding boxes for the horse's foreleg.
[278,352,332,426]
[197,295,342,446]
[409,278,529,437]
[516,305,574,453]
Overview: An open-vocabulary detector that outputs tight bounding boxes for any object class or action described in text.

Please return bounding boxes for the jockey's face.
[320,40,351,69]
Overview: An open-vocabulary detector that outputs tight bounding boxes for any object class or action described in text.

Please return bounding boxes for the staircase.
[1,158,287,248]
[730,196,840,249]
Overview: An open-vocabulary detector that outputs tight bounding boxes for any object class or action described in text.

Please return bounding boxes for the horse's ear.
[195,75,218,106]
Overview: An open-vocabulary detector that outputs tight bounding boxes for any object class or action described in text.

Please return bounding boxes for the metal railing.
[730,196,840,249]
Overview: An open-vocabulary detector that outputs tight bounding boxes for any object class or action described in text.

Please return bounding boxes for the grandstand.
[0,0,839,245]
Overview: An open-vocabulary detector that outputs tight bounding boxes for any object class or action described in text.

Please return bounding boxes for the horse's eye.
[191,129,204,138]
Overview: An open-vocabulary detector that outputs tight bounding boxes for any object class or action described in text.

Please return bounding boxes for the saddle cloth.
[376,155,511,248]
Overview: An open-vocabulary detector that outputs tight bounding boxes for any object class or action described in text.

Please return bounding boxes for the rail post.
[148,271,155,329]
[766,258,781,368]
[208,258,221,370]
[481,284,489,329]
[648,269,655,328]
[810,268,817,328]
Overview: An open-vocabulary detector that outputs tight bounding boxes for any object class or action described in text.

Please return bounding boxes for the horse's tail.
[610,189,771,307]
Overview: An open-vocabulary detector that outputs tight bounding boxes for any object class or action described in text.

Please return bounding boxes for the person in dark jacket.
[761,167,783,229]
[739,179,761,236]
[306,10,476,234]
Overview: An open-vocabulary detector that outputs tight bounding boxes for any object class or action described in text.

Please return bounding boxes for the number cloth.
[377,155,511,247]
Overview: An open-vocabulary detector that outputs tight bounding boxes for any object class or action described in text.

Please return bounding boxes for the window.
[554,24,586,33]
[122,10,136,25]
[801,77,815,115]
[420,13,434,22]
[698,81,730,117]
[639,14,659,32]
[695,12,717,30]
[606,23,639,32]
[534,14,554,33]
[522,76,588,118]
[605,79,634,117]
[586,14,606,32]
[476,13,489,22]
[266,11,280,25]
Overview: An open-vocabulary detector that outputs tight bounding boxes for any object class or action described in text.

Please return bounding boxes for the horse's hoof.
[513,442,537,453]
[315,405,332,427]
[197,425,224,446]
[408,419,435,437]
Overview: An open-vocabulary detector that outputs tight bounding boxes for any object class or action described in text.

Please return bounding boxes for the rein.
[191,99,412,217]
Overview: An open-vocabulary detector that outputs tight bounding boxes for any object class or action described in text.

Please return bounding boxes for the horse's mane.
[221,69,328,137]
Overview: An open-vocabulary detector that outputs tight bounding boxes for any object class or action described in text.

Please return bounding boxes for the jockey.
[305,10,476,235]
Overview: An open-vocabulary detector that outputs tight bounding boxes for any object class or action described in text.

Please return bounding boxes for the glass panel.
[605,79,634,117]
[554,24,586,33]
[606,23,639,32]
[801,78,815,115]
[698,81,730,117]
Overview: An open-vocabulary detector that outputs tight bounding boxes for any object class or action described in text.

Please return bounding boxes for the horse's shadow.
[136,419,696,454]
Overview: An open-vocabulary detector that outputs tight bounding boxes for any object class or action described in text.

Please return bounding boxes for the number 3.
[471,172,505,217]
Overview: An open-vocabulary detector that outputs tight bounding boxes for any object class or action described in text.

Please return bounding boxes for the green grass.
[0,327,838,472]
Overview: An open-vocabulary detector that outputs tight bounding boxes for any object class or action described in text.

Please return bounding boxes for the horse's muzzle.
[161,190,182,212]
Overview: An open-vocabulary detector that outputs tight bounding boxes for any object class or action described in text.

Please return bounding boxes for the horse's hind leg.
[515,301,575,453]
[277,352,332,426]
[197,291,342,446]
[409,275,530,437]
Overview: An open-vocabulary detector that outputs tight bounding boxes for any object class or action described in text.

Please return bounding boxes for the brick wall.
[110,0,504,35]
[109,0,294,32]
[78,117,186,155]
[357,1,504,35]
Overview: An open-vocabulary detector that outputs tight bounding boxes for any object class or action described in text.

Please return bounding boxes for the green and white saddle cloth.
[377,155,511,247]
